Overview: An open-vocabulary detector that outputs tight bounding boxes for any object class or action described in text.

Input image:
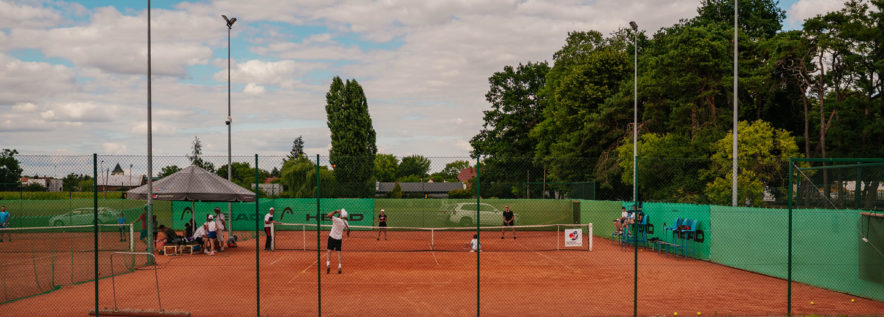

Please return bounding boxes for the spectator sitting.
[155,225,183,252]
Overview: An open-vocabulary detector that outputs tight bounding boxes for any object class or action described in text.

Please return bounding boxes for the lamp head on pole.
[222,15,237,29]
[629,21,638,31]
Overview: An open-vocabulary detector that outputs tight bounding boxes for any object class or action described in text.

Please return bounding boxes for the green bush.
[448,189,472,198]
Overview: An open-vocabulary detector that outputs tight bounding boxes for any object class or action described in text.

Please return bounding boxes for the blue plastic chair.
[635,214,649,246]
[683,219,699,257]
[664,218,682,243]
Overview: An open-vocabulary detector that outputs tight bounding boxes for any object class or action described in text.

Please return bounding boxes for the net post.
[129,224,135,252]
[271,223,276,251]
[93,153,98,316]
[302,224,306,251]
[787,158,793,315]
[431,228,435,251]
[557,225,560,251]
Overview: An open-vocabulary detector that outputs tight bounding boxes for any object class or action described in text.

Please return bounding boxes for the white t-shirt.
[192,226,207,239]
[470,238,480,251]
[215,213,225,231]
[264,213,273,228]
[206,221,217,233]
[329,216,348,240]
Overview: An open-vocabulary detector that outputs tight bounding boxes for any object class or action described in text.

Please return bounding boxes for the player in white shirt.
[470,234,481,252]
[204,214,218,255]
[264,207,276,251]
[326,209,350,274]
[213,207,226,251]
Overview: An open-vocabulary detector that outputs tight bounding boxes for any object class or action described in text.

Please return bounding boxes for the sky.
[0,0,846,159]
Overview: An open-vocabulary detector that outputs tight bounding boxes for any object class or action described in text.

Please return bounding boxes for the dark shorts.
[139,230,147,239]
[208,231,217,239]
[327,237,342,251]
[503,220,514,226]
[378,222,387,227]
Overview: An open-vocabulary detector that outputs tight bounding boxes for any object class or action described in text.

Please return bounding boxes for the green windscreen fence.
[577,200,623,238]
[643,202,711,260]
[374,199,573,228]
[171,199,375,231]
[710,206,884,302]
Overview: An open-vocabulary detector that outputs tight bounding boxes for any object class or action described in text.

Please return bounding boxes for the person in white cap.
[326,208,350,274]
[203,214,218,255]
[376,209,388,241]
[264,207,276,251]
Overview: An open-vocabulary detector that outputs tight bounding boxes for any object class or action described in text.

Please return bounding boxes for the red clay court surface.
[2,230,883,316]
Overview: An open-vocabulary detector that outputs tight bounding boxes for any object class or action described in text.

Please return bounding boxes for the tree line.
[470,0,884,204]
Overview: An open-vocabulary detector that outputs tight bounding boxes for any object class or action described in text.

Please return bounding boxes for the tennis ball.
[673,313,678,316]
[810,301,814,305]
[851,299,855,303]
[697,312,701,316]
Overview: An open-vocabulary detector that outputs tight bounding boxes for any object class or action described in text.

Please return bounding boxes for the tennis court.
[2,227,882,316]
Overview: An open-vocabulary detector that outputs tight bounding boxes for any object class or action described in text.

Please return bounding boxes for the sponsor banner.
[564,228,582,247]
[172,199,375,230]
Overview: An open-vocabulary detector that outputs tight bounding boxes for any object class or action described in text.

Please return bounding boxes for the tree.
[187,136,215,172]
[0,149,23,191]
[270,167,281,178]
[62,173,90,192]
[158,165,180,178]
[389,182,403,198]
[216,162,270,188]
[705,120,800,205]
[397,155,430,180]
[374,154,398,182]
[280,156,316,197]
[470,62,549,157]
[430,160,470,182]
[326,76,377,197]
[693,0,786,39]
[285,136,306,162]
[531,31,630,183]
[25,182,46,192]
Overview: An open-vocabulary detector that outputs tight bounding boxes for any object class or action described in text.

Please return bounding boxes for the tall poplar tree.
[326,76,377,197]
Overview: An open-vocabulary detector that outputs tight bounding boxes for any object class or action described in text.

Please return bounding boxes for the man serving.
[326,208,350,274]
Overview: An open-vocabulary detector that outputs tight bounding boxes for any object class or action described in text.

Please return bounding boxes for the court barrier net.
[0,223,134,303]
[271,223,592,252]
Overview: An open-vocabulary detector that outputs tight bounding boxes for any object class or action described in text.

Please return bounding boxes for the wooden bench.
[163,244,196,255]
[651,240,682,257]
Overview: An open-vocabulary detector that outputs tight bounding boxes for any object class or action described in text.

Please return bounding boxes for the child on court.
[470,234,481,252]
[204,214,218,256]
[326,209,350,274]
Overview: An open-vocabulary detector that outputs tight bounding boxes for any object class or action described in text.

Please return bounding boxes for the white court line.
[514,239,581,274]
[269,254,288,266]
[431,251,439,265]
[288,259,319,283]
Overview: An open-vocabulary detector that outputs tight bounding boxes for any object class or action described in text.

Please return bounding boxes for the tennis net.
[271,223,592,252]
[0,224,135,253]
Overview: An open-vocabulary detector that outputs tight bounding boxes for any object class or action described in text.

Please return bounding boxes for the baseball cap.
[380,209,385,212]
[340,208,348,218]
[269,207,275,211]
[208,214,214,220]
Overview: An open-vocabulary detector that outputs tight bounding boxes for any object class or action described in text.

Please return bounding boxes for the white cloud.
[213,59,324,88]
[787,0,847,25]
[6,6,217,76]
[243,83,265,95]
[0,1,62,29]
[102,142,128,154]
[1,0,736,158]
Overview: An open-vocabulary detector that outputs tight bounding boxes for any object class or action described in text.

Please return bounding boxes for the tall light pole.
[223,14,237,237]
[629,21,638,204]
[146,0,155,259]
[732,0,739,206]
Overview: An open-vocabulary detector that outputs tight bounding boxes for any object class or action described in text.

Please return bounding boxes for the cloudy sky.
[0,0,840,158]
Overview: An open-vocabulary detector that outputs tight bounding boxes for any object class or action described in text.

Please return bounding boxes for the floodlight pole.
[732,0,739,206]
[146,0,155,264]
[223,15,237,237]
[630,21,638,204]
[629,21,639,317]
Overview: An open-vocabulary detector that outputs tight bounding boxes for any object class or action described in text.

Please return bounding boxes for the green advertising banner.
[172,198,375,231]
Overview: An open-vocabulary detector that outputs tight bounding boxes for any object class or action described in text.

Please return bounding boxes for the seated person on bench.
[155,224,183,251]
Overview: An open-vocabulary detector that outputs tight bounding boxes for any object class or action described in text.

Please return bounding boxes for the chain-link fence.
[0,154,882,316]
